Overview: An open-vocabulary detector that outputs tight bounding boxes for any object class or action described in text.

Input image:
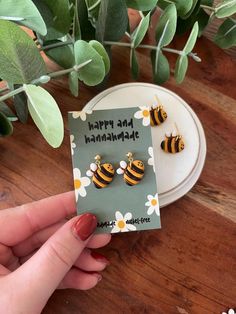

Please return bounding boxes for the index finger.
[0,191,76,246]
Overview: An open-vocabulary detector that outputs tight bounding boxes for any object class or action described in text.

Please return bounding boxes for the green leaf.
[158,0,193,18]
[41,0,72,40]
[155,4,177,47]
[24,84,64,148]
[73,0,81,41]
[174,55,188,83]
[215,0,236,18]
[96,0,128,42]
[132,12,150,48]
[69,71,79,97]
[89,40,110,74]
[151,49,170,84]
[13,85,28,123]
[130,49,139,79]
[85,0,101,21]
[0,0,47,35]
[44,41,75,69]
[74,40,105,86]
[77,0,95,40]
[214,18,236,48]
[0,20,46,84]
[0,111,13,136]
[183,21,199,54]
[126,0,158,11]
[0,101,17,121]
[183,0,199,19]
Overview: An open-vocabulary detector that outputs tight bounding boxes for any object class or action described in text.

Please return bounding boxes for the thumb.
[10,213,97,310]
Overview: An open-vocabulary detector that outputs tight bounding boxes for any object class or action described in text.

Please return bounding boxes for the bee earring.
[150,95,168,126]
[86,155,115,189]
[161,124,185,154]
[117,152,145,186]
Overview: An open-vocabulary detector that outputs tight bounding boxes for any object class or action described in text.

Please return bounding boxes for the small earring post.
[126,152,134,166]
[95,155,101,168]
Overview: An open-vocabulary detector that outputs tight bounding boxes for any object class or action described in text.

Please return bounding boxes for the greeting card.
[68,107,161,233]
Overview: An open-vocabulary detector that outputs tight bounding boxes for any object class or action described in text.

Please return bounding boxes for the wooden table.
[0,31,236,313]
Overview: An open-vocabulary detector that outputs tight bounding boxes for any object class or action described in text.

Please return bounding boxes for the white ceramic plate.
[83,83,207,207]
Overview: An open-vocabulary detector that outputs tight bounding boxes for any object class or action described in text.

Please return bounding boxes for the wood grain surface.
[0,21,236,314]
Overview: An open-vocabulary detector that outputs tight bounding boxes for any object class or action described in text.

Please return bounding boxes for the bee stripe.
[127,166,143,179]
[131,163,144,174]
[124,174,138,186]
[93,176,106,188]
[100,165,114,178]
[167,138,172,153]
[158,109,164,123]
[171,137,176,154]
[150,109,157,126]
[125,168,142,181]
[164,139,168,152]
[97,169,112,183]
[154,110,161,125]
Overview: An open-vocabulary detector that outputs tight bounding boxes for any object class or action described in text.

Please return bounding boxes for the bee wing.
[90,163,97,171]
[86,169,93,177]
[116,168,124,175]
[120,160,127,169]
[172,130,177,137]
[165,131,171,138]
[152,103,158,109]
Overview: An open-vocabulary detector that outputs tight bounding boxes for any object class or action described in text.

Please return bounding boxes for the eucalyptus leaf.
[0,101,17,121]
[24,84,64,148]
[0,0,47,35]
[130,49,139,79]
[126,0,158,11]
[132,12,150,48]
[74,40,105,85]
[0,20,46,83]
[85,0,101,21]
[214,18,236,48]
[44,41,75,69]
[96,0,128,42]
[151,49,170,84]
[13,86,28,123]
[41,0,72,40]
[174,55,188,83]
[155,4,177,47]
[158,0,193,18]
[0,111,13,136]
[183,21,199,54]
[73,0,81,41]
[77,0,95,40]
[215,0,236,18]
[69,71,79,97]
[183,0,199,19]
[89,40,110,74]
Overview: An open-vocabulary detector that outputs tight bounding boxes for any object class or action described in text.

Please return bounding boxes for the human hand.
[0,191,111,314]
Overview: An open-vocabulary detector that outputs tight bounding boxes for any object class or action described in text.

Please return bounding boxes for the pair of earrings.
[86,153,145,189]
[149,95,185,154]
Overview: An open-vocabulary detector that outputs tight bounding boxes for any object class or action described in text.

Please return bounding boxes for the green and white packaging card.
[68,107,161,234]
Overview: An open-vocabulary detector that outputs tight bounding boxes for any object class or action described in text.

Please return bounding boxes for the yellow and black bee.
[161,133,185,154]
[117,158,145,186]
[150,105,167,126]
[87,161,115,189]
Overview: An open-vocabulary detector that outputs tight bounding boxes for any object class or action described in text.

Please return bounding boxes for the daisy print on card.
[68,107,161,234]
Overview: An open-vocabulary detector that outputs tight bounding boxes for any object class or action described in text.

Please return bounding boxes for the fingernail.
[73,213,97,241]
[91,251,110,265]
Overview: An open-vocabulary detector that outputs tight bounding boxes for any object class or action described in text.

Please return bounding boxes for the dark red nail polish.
[73,213,97,241]
[91,251,110,265]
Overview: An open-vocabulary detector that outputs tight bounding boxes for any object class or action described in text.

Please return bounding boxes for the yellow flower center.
[142,110,150,117]
[117,220,125,229]
[74,179,81,189]
[151,199,157,206]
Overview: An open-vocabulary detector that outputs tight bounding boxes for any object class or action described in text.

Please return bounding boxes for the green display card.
[68,107,161,234]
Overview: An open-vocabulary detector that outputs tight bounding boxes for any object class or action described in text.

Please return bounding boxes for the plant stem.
[0,86,9,93]
[40,40,73,51]
[0,60,92,102]
[200,4,215,12]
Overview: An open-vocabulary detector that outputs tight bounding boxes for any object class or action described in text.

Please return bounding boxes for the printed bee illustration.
[150,104,167,126]
[86,162,115,189]
[117,160,145,186]
[161,132,185,154]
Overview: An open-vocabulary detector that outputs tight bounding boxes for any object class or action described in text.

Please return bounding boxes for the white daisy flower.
[222,309,235,314]
[145,193,159,216]
[70,135,76,155]
[148,146,155,172]
[73,168,90,201]
[134,106,150,126]
[111,211,136,233]
[72,109,93,121]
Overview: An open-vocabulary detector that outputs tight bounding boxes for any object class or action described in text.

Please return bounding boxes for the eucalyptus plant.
[0,0,235,147]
